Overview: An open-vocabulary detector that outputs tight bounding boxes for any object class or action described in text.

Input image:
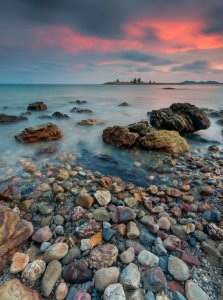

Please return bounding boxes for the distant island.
[104,78,222,85]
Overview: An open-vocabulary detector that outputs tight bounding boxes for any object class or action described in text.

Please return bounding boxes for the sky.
[0,0,223,83]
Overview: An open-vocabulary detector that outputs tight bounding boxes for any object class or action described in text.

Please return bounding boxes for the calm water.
[0,84,222,185]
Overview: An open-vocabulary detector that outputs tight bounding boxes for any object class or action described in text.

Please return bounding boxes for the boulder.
[15,123,62,143]
[102,126,139,147]
[52,112,69,119]
[28,101,47,111]
[139,130,189,154]
[0,113,27,123]
[150,103,210,133]
[71,107,92,113]
[0,205,33,256]
[77,119,104,125]
[0,279,44,300]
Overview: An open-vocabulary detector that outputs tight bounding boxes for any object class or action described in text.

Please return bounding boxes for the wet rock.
[185,280,210,300]
[89,243,118,269]
[200,186,214,196]
[52,111,69,119]
[0,113,27,123]
[163,235,181,251]
[15,123,62,143]
[41,260,62,297]
[139,228,156,247]
[62,260,92,283]
[94,267,120,291]
[103,284,126,300]
[112,206,136,223]
[94,190,111,206]
[127,221,139,239]
[77,119,104,125]
[119,102,129,107]
[0,205,33,256]
[102,227,116,242]
[43,242,68,262]
[73,292,91,300]
[0,279,44,300]
[150,103,210,133]
[207,223,223,240]
[32,226,53,243]
[127,121,150,136]
[76,193,94,208]
[166,188,182,198]
[71,107,92,113]
[145,291,156,300]
[202,210,221,222]
[128,289,144,300]
[172,291,187,300]
[126,240,146,254]
[158,217,171,231]
[181,252,201,266]
[142,267,167,293]
[120,263,140,289]
[62,247,81,264]
[138,250,159,267]
[22,259,46,282]
[55,282,68,300]
[120,247,135,264]
[102,126,139,148]
[139,130,189,154]
[93,207,110,222]
[75,219,101,238]
[71,206,87,222]
[10,252,29,274]
[28,101,47,111]
[168,256,190,281]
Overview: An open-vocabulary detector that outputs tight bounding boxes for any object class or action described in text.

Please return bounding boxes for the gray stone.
[119,263,140,289]
[41,260,62,297]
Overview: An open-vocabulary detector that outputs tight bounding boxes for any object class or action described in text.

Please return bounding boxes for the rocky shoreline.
[0,101,223,300]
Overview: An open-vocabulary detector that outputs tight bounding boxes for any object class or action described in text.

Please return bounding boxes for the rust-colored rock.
[0,279,44,300]
[102,126,139,148]
[15,123,62,144]
[0,205,33,256]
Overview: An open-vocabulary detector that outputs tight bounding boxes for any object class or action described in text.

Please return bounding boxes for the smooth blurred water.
[0,84,222,184]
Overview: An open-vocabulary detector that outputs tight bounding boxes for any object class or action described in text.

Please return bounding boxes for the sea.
[0,84,223,186]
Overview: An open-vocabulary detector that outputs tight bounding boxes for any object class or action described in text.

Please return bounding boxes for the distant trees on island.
[105,79,222,85]
[110,78,156,85]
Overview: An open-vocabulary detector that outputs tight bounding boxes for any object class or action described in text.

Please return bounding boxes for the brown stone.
[0,205,33,256]
[10,252,29,274]
[15,123,62,144]
[76,193,93,209]
[181,252,201,266]
[0,279,44,300]
[89,243,118,269]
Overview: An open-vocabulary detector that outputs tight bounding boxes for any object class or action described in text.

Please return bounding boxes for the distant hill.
[180,80,222,85]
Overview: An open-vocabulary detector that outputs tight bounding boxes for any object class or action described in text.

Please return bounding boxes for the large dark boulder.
[15,123,62,143]
[150,103,210,133]
[0,113,27,123]
[102,126,139,148]
[27,101,47,111]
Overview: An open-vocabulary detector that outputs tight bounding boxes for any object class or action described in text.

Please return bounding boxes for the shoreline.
[0,142,223,299]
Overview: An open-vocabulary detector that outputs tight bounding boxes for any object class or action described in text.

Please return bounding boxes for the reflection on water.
[0,84,222,184]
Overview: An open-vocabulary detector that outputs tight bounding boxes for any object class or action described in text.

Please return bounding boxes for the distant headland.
[104,78,222,85]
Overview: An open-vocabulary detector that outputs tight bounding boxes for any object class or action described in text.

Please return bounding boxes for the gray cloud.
[203,3,223,34]
[121,51,172,66]
[171,60,210,72]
